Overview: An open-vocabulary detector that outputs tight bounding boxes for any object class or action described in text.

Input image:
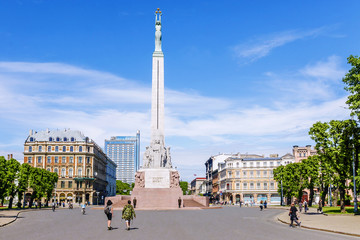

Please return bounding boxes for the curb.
[277,215,360,238]
[0,208,53,228]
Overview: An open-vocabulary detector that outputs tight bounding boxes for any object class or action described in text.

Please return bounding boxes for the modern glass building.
[104,131,140,184]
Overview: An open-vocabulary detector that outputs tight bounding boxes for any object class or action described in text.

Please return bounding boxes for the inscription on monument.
[145,169,170,188]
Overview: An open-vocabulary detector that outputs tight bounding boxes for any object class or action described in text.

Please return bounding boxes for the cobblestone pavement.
[1,206,359,240]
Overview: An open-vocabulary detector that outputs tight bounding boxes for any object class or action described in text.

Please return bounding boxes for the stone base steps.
[183,199,205,208]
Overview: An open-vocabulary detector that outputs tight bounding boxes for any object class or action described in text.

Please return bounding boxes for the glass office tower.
[104,131,140,184]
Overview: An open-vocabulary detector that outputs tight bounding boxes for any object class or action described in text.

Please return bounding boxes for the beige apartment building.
[217,153,294,204]
[23,129,114,204]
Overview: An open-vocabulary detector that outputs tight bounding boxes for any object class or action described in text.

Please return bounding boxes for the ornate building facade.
[24,129,116,204]
[207,153,294,204]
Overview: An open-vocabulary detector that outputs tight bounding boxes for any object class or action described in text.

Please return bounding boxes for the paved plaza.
[1,206,359,240]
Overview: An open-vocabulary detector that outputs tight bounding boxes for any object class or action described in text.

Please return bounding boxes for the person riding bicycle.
[81,203,86,214]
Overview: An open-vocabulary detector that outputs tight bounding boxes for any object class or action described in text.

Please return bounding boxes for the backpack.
[104,206,110,215]
[123,205,132,219]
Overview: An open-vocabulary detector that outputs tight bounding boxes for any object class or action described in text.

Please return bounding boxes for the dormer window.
[71,137,75,142]
[56,137,61,142]
[63,137,68,142]
[49,137,53,142]
[29,137,34,142]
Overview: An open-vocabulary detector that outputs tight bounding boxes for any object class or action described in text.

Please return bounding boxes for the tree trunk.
[1,197,4,206]
[8,197,13,209]
[297,189,303,203]
[309,187,314,207]
[339,187,346,213]
[321,185,328,207]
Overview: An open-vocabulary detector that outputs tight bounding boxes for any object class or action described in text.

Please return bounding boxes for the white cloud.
[0,60,351,181]
[233,27,329,62]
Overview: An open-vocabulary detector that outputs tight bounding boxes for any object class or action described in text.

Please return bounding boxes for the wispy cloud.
[233,27,329,62]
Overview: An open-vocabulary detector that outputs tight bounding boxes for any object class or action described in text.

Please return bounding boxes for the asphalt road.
[0,206,358,240]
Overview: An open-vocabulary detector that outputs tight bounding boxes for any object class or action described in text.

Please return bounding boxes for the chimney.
[29,129,33,135]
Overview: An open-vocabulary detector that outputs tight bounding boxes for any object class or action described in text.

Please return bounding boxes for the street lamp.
[281,180,284,206]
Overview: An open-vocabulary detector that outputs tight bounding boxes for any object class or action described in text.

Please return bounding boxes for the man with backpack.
[104,200,113,230]
[122,200,136,231]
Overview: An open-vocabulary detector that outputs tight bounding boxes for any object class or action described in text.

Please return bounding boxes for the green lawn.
[322,206,357,214]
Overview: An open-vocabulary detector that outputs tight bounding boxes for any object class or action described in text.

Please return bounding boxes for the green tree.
[0,156,8,205]
[116,180,132,195]
[43,171,58,206]
[16,163,31,208]
[301,156,320,206]
[179,181,188,195]
[6,158,20,209]
[309,120,355,212]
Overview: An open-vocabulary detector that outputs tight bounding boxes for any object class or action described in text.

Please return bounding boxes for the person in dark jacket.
[178,197,182,208]
[133,197,137,208]
[105,200,113,230]
[289,203,301,227]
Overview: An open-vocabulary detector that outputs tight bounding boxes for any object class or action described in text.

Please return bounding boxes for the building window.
[38,146,42,152]
[263,162,267,167]
[55,156,59,163]
[236,162,239,168]
[263,170,267,177]
[63,146,66,152]
[61,168,66,177]
[69,156,73,163]
[78,157,82,163]
[48,146,51,152]
[79,146,83,152]
[64,137,68,142]
[62,157,66,163]
[78,168,82,177]
[236,182,240,190]
[68,181,72,188]
[243,162,247,168]
[236,171,240,177]
[264,183,268,190]
[47,156,51,163]
[70,146,73,152]
[250,162,254,168]
[29,137,34,142]
[257,171,261,178]
[28,157,32,163]
[61,181,65,188]
[250,171,254,178]
[54,168,59,174]
[270,182,275,189]
[49,137,53,142]
[270,170,273,177]
[56,137,61,142]
[226,183,230,190]
[257,182,261,189]
[69,168,73,178]
[270,162,274,167]
[243,183,247,190]
[37,156,41,163]
[243,171,247,178]
[86,157,90,164]
[55,146,59,152]
[86,168,90,177]
[29,146,32,152]
[47,167,51,172]
[228,171,232,178]
[87,147,90,152]
[71,137,75,142]
[250,182,254,189]
[256,162,260,167]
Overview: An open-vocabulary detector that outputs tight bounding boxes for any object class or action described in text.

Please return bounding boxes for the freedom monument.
[107,9,208,209]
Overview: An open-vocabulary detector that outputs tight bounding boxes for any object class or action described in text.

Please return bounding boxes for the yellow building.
[23,129,113,205]
[218,153,294,205]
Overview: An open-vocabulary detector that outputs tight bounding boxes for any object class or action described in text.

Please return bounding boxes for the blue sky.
[0,1,359,181]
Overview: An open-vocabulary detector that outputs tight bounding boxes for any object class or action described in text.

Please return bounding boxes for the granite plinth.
[131,187,183,209]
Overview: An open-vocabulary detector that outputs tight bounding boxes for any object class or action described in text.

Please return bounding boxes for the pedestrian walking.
[133,197,137,208]
[264,200,267,209]
[304,200,308,213]
[104,200,113,230]
[122,200,136,231]
[259,200,263,211]
[289,203,301,228]
[239,201,242,208]
[317,199,323,213]
[299,201,303,213]
[178,197,182,208]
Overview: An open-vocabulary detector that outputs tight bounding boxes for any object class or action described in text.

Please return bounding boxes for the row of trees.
[0,156,58,209]
[273,55,360,213]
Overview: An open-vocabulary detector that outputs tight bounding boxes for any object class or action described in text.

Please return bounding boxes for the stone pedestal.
[131,168,183,209]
